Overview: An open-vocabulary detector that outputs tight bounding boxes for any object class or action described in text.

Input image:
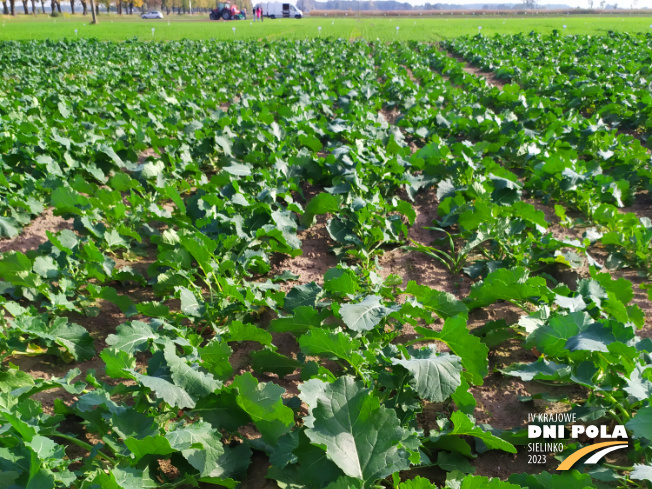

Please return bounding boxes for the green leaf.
[449,412,516,453]
[15,316,95,362]
[626,406,652,440]
[630,464,652,483]
[458,475,522,489]
[302,193,342,227]
[323,268,360,296]
[106,321,157,354]
[199,340,233,381]
[392,347,462,402]
[177,286,205,317]
[302,376,414,483]
[26,470,55,489]
[283,282,323,313]
[267,432,344,489]
[251,349,300,377]
[508,470,593,489]
[164,342,222,397]
[124,435,175,463]
[100,348,136,378]
[525,312,592,357]
[132,372,195,409]
[0,217,19,238]
[166,422,250,480]
[406,281,469,319]
[339,295,399,332]
[299,329,361,363]
[223,321,272,346]
[416,315,488,385]
[437,451,475,474]
[451,378,477,415]
[269,306,329,334]
[399,476,438,488]
[467,267,550,309]
[230,373,294,443]
[500,359,571,382]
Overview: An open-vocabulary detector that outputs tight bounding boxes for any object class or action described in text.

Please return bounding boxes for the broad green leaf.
[449,412,516,453]
[302,193,342,227]
[230,372,294,443]
[626,406,652,440]
[630,464,652,483]
[199,340,233,380]
[323,268,360,296]
[164,342,222,397]
[299,329,361,363]
[406,282,469,319]
[303,376,414,483]
[223,321,272,346]
[500,359,571,382]
[392,348,462,402]
[124,435,175,463]
[106,321,157,354]
[416,315,488,385]
[459,475,521,489]
[177,286,205,317]
[508,470,593,489]
[133,372,195,410]
[283,282,323,313]
[251,349,300,377]
[100,348,136,379]
[467,267,550,309]
[269,306,329,334]
[339,295,399,332]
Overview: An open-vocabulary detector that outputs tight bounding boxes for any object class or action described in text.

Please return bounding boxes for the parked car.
[142,11,164,19]
[255,2,302,19]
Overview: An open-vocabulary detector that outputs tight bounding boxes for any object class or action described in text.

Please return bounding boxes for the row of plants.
[442,31,652,140]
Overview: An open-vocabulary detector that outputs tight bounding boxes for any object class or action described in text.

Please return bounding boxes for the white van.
[256,2,303,19]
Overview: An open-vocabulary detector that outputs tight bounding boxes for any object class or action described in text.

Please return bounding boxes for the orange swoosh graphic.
[557,441,628,470]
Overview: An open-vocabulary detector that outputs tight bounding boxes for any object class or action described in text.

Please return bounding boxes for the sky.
[408,0,652,7]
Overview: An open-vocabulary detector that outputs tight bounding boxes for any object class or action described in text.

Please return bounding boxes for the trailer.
[255,2,303,19]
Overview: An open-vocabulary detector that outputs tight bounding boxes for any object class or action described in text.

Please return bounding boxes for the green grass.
[0,13,651,41]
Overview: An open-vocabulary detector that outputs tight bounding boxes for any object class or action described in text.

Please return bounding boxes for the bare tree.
[90,0,97,22]
[2,0,8,13]
[588,0,593,7]
[80,0,87,13]
[70,0,75,12]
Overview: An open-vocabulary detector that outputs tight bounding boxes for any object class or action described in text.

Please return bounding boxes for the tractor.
[209,1,245,20]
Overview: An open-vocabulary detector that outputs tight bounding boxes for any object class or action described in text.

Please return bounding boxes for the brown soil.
[445,51,506,90]
[0,208,73,254]
[378,185,473,298]
[269,217,338,293]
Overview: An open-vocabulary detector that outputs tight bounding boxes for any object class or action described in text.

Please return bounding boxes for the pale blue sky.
[408,0,651,7]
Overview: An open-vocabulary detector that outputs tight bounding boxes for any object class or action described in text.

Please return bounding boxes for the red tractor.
[209,1,245,20]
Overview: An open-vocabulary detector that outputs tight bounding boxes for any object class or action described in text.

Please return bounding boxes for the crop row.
[443,31,652,141]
